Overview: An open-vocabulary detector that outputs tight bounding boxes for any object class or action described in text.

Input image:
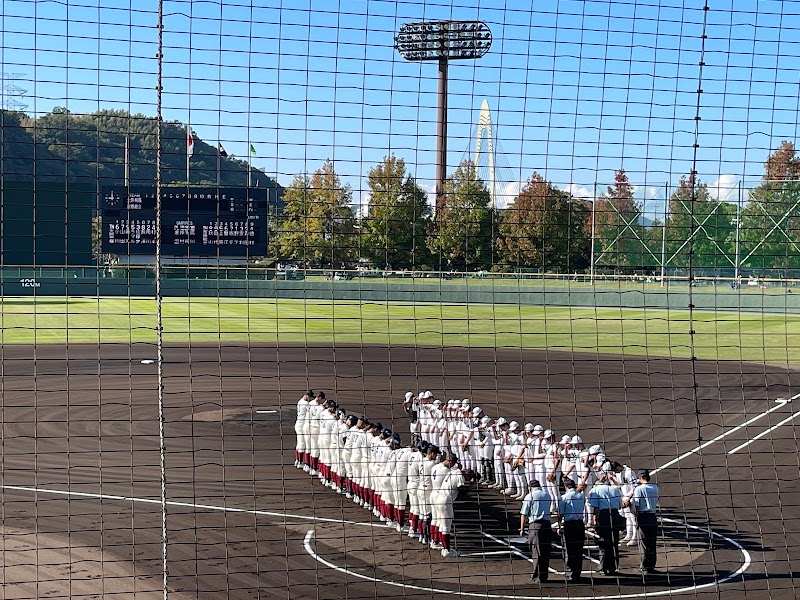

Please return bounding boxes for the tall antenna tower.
[1,72,29,112]
[474,99,496,207]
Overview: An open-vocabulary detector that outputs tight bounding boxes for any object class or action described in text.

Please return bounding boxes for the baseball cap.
[524,423,534,433]
[424,391,433,399]
[544,429,554,438]
[405,391,413,400]
[638,468,651,479]
[509,420,520,431]
[571,435,583,444]
[496,417,508,426]
[461,398,471,407]
[529,479,541,488]
[533,424,544,434]
[433,399,443,406]
[588,444,602,455]
[480,416,491,426]
[561,434,571,443]
[471,406,482,416]
[563,478,576,489]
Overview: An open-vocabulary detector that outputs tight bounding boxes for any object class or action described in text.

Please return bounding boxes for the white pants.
[431,491,455,535]
[295,424,307,452]
[407,485,420,517]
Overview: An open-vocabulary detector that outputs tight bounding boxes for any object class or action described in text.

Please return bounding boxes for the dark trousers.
[637,511,658,570]
[562,520,585,580]
[596,510,620,573]
[528,520,552,581]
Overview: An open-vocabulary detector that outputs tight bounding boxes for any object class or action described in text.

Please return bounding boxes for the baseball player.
[490,417,509,489]
[431,453,466,558]
[406,440,425,538]
[417,444,439,545]
[306,392,326,476]
[476,415,494,484]
[386,433,410,531]
[542,429,560,514]
[429,452,451,550]
[295,390,313,471]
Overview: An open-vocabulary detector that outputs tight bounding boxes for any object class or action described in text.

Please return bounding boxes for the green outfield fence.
[4,266,800,314]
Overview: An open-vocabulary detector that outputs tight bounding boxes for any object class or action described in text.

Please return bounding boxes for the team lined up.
[292,388,661,572]
[408,392,643,545]
[293,390,465,558]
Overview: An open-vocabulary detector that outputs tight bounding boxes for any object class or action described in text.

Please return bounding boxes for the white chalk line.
[3,480,751,597]
[304,517,752,600]
[727,408,800,454]
[652,392,798,474]
[0,483,389,528]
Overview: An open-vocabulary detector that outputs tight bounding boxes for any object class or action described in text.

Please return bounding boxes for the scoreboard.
[100,186,270,257]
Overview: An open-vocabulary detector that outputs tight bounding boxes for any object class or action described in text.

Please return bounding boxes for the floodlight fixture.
[395,20,492,213]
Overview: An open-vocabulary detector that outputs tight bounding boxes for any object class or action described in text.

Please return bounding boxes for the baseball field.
[0,296,798,599]
[1,297,799,364]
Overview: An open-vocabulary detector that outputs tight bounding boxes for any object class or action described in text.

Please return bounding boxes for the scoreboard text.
[100,186,269,257]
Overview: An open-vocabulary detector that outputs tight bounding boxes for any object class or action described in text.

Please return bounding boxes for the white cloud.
[709,174,743,205]
[562,183,595,201]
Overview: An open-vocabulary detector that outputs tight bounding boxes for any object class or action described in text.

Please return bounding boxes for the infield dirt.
[0,343,798,599]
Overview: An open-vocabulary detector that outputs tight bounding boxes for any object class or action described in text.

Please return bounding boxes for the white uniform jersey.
[406,451,422,489]
[390,447,411,478]
[295,397,310,431]
[430,462,449,495]
[441,466,466,502]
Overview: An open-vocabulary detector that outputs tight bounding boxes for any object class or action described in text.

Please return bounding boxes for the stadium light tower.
[395,20,492,214]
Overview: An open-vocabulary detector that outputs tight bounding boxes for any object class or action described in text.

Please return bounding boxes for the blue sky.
[3,0,800,216]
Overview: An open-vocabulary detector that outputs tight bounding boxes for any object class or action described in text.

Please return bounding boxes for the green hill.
[1,108,278,189]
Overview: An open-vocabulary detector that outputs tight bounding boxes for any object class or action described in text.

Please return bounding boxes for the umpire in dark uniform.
[588,472,623,575]
[629,469,660,574]
[519,479,552,583]
[558,478,587,582]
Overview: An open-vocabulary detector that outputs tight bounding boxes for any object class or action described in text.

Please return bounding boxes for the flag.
[187,126,194,157]
[218,143,228,157]
[249,144,256,156]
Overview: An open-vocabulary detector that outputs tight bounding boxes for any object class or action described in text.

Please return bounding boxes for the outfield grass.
[1,296,798,365]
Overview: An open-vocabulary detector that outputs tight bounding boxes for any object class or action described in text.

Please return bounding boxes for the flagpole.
[217,144,220,187]
[186,125,191,185]
[124,135,130,188]
[248,144,251,188]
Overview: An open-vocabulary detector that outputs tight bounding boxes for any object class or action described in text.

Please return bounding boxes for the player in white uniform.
[295,390,313,470]
[306,392,326,475]
[417,445,438,545]
[541,429,560,513]
[476,415,493,483]
[371,428,391,519]
[490,417,508,489]
[386,434,410,531]
[431,454,466,558]
[317,400,337,486]
[428,454,451,550]
[331,409,349,493]
[461,406,482,474]
[615,461,639,545]
[529,424,547,487]
[406,440,425,538]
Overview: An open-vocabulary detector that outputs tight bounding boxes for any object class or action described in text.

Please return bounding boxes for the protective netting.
[1,1,799,599]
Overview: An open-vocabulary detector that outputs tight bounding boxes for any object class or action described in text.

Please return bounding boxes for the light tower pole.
[395,20,492,215]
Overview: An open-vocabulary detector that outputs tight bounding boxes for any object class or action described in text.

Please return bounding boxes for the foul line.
[652,393,798,474]
[727,408,800,454]
[304,517,752,600]
[0,484,387,528]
